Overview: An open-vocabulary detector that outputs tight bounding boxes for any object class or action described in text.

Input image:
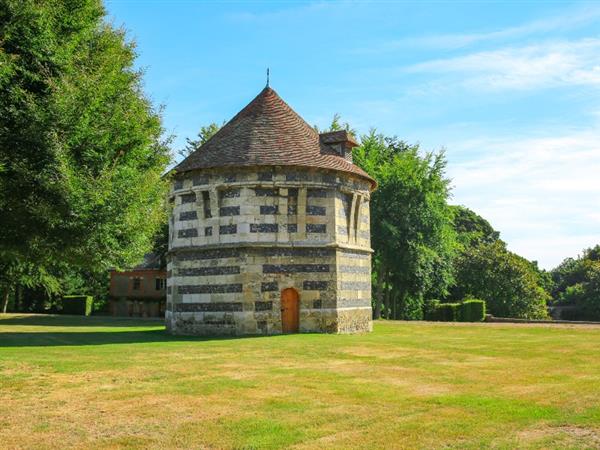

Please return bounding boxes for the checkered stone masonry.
[219,224,237,235]
[168,166,372,336]
[219,206,240,216]
[178,228,198,238]
[307,224,326,233]
[250,223,278,233]
[178,284,243,294]
[178,266,240,276]
[180,211,198,221]
[260,205,278,215]
[263,264,330,273]
[336,249,372,318]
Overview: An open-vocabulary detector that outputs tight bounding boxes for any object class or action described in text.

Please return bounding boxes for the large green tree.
[451,205,501,249]
[354,131,456,320]
[452,241,549,319]
[448,206,550,318]
[552,246,600,297]
[552,245,600,320]
[0,0,170,310]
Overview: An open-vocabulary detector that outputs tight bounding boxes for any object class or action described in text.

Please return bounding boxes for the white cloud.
[405,38,600,91]
[358,5,600,51]
[447,128,600,269]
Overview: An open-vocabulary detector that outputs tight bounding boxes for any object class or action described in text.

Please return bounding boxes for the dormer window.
[319,130,358,163]
[332,143,344,157]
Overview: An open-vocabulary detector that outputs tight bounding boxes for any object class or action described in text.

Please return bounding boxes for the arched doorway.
[280,288,299,333]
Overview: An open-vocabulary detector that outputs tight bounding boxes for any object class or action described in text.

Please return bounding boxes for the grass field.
[1,315,599,449]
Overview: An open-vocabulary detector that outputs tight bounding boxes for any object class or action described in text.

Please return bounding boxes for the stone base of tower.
[336,308,373,334]
[165,308,372,336]
[165,245,372,336]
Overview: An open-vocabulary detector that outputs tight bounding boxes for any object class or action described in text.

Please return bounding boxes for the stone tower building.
[166,87,375,335]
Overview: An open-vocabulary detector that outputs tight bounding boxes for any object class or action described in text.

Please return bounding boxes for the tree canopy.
[0,0,170,308]
[313,113,356,137]
[179,122,222,159]
[452,241,549,319]
[451,205,501,249]
[354,131,456,319]
[551,245,600,320]
[448,206,550,318]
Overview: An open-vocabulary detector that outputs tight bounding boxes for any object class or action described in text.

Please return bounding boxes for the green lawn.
[1,315,599,449]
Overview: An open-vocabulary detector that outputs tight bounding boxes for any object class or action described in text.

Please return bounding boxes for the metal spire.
[266,68,270,87]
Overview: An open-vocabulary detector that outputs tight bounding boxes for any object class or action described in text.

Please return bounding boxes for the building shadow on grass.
[0,314,275,347]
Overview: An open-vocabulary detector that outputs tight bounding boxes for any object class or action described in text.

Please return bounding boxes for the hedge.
[560,308,586,321]
[458,299,486,322]
[426,301,460,321]
[425,298,486,322]
[62,295,93,316]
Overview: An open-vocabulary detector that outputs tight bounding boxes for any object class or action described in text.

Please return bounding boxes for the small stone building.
[166,87,375,335]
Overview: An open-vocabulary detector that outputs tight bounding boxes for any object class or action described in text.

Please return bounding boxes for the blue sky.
[106,0,600,269]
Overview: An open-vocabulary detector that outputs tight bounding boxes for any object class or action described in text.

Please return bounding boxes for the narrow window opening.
[202,191,211,218]
[353,196,362,240]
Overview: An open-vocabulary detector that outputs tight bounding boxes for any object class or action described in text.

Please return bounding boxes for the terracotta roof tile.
[175,87,375,189]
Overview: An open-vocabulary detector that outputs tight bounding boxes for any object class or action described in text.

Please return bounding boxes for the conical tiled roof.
[175,87,375,188]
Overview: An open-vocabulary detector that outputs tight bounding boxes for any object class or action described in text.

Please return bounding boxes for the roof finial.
[266,68,270,87]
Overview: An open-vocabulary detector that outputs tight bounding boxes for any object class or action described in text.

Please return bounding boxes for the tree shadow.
[0,314,164,328]
[0,314,276,347]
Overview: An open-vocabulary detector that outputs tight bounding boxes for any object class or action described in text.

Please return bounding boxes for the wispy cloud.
[405,38,600,91]
[358,4,600,52]
[448,126,600,268]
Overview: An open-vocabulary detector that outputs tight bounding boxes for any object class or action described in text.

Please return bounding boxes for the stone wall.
[166,166,373,335]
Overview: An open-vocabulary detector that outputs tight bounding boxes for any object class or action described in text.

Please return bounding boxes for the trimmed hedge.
[425,298,486,322]
[424,300,441,320]
[560,308,586,321]
[458,299,486,322]
[438,303,460,321]
[62,295,93,316]
[426,301,460,321]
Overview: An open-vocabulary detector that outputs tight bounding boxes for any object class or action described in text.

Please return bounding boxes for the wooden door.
[281,288,299,333]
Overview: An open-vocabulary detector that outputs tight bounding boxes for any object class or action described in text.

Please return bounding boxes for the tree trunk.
[1,287,10,314]
[373,262,387,320]
[15,285,21,312]
[382,286,388,319]
[384,286,392,319]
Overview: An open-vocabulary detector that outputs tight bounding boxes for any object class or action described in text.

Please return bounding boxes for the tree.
[0,255,60,313]
[179,122,222,158]
[0,0,170,309]
[447,206,552,316]
[313,113,357,138]
[447,206,502,302]
[452,241,549,319]
[451,205,501,249]
[552,245,600,320]
[552,246,600,298]
[559,261,600,320]
[354,131,457,320]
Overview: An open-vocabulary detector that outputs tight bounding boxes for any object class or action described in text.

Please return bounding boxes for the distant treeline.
[350,127,598,322]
